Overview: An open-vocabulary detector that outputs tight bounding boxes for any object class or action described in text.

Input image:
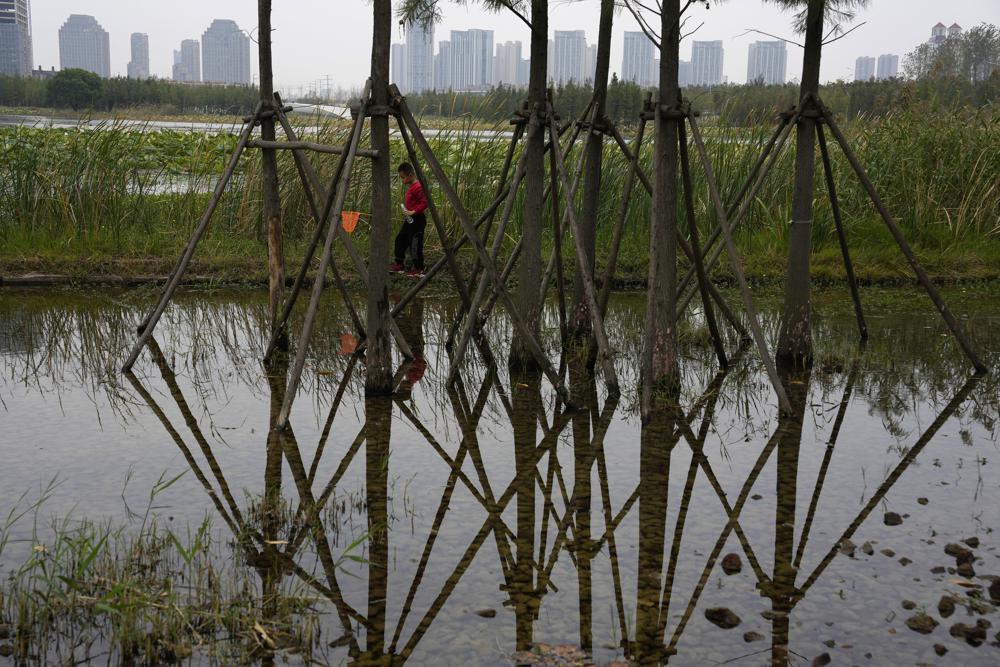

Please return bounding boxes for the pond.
[1,285,998,665]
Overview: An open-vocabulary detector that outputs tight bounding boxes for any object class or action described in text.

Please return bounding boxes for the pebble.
[705,607,741,629]
[839,539,856,558]
[930,566,946,574]
[884,512,903,526]
[963,537,980,549]
[721,553,743,575]
[905,613,939,634]
[751,494,763,500]
[989,579,1000,603]
[933,644,948,656]
[743,631,764,643]
[881,548,896,558]
[901,600,917,610]
[475,609,497,618]
[861,541,875,556]
[812,653,831,667]
[949,622,987,646]
[917,497,929,505]
[938,596,956,618]
[944,543,974,565]
[899,557,913,567]
[957,562,976,578]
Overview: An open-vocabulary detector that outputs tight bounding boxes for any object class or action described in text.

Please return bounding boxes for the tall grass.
[1,106,998,280]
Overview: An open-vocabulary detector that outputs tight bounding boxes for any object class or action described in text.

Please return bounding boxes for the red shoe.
[389,262,405,274]
[406,268,425,279]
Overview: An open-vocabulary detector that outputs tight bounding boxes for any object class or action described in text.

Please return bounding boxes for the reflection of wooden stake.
[816,123,867,341]
[123,102,264,372]
[687,113,793,414]
[817,101,985,373]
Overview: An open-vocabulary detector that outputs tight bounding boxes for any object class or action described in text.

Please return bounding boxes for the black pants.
[394,214,426,269]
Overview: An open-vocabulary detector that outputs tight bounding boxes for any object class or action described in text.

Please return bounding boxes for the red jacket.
[404,181,427,216]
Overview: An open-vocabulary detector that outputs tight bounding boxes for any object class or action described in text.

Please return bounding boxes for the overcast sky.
[31,1,998,93]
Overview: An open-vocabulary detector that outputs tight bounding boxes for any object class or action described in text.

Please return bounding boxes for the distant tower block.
[59,14,111,78]
[0,0,33,77]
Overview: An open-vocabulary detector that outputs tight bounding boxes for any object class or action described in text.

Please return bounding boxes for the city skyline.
[3,2,995,92]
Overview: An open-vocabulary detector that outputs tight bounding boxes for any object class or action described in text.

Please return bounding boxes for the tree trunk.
[572,0,614,342]
[366,0,394,393]
[258,0,284,338]
[509,0,548,372]
[776,0,825,368]
[641,0,680,413]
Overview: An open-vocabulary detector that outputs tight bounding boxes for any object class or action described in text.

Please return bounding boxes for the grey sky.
[31,1,999,93]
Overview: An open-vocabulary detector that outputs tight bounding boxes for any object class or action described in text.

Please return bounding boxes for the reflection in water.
[4,288,997,665]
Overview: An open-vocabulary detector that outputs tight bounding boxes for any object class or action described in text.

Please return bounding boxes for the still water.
[1,285,998,665]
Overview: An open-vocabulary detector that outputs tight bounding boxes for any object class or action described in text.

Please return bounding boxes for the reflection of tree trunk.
[510,0,547,371]
[634,401,679,663]
[365,396,393,660]
[366,0,394,393]
[569,362,597,651]
[261,349,288,658]
[511,371,541,651]
[777,0,824,367]
[258,0,285,339]
[769,367,811,667]
[643,0,681,409]
[572,0,614,340]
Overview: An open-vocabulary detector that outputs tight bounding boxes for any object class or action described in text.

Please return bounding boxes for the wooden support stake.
[818,102,985,373]
[277,81,372,429]
[816,123,867,341]
[687,113,793,414]
[123,103,263,372]
[547,105,621,394]
[597,113,647,318]
[678,121,728,368]
[548,126,569,347]
[676,112,798,314]
[265,100,359,354]
[393,90,574,405]
[675,114,791,299]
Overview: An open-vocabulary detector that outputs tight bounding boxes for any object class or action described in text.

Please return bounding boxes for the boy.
[390,162,428,278]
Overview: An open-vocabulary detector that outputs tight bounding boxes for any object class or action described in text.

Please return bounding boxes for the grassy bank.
[2,106,998,286]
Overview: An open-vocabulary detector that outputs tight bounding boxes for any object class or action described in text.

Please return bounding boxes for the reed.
[1,106,998,282]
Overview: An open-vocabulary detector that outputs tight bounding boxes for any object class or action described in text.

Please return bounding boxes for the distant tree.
[47,69,104,110]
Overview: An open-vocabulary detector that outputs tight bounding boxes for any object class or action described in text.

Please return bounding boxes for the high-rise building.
[552,30,587,84]
[494,40,522,86]
[746,40,786,85]
[435,40,451,90]
[406,22,434,92]
[173,39,201,82]
[58,14,110,78]
[691,40,723,87]
[449,29,493,91]
[586,44,597,82]
[854,56,876,81]
[127,33,149,79]
[622,31,656,87]
[876,53,899,80]
[391,43,407,90]
[201,19,251,85]
[0,0,32,77]
[679,60,691,87]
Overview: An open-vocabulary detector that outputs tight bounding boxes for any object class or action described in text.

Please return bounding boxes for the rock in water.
[944,543,974,564]
[938,595,956,618]
[721,553,743,575]
[957,561,976,578]
[988,579,1000,603]
[705,607,741,629]
[880,548,896,557]
[917,497,929,505]
[905,614,939,634]
[963,536,980,549]
[475,609,497,618]
[861,542,875,556]
[901,600,917,610]
[950,622,987,646]
[839,539,857,558]
[811,653,831,667]
[884,512,903,526]
[743,631,764,643]
[933,644,948,656]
